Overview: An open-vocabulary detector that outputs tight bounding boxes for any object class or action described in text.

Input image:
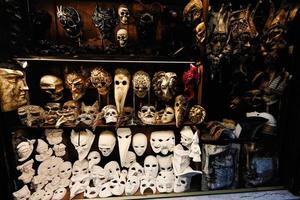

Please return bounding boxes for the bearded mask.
[132,133,147,156]
[44,103,61,125]
[153,71,177,101]
[114,68,130,113]
[98,130,116,157]
[40,75,64,101]
[18,105,45,127]
[65,71,88,101]
[174,95,189,127]
[0,68,29,112]
[150,130,175,155]
[56,6,81,38]
[90,67,112,96]
[132,70,151,98]
[76,101,99,126]
[118,4,130,25]
[71,129,95,161]
[138,105,157,125]
[117,128,132,167]
[189,105,206,124]
[56,100,80,127]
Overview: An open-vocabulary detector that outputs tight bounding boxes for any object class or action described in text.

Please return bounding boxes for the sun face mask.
[138,105,157,125]
[16,159,35,184]
[132,71,151,98]
[117,128,132,167]
[12,185,31,200]
[132,133,147,156]
[87,151,101,169]
[98,130,116,157]
[125,175,139,195]
[18,105,45,127]
[35,139,53,162]
[104,161,121,180]
[40,75,64,101]
[70,129,95,161]
[180,126,194,149]
[150,130,175,155]
[76,101,99,126]
[189,105,206,124]
[90,67,112,96]
[114,68,131,113]
[16,139,35,162]
[153,71,177,101]
[157,155,173,172]
[45,129,63,145]
[144,155,159,178]
[156,171,175,193]
[140,176,156,195]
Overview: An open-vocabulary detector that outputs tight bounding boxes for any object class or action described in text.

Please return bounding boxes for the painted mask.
[144,155,159,178]
[0,68,28,112]
[117,128,132,167]
[59,161,72,180]
[116,29,128,48]
[138,105,157,125]
[157,155,173,172]
[45,129,63,145]
[195,22,206,44]
[35,139,53,162]
[140,176,156,195]
[128,162,144,178]
[150,130,175,155]
[118,4,130,25]
[44,103,61,125]
[40,75,63,101]
[12,185,31,200]
[156,171,175,193]
[161,106,175,123]
[104,161,121,180]
[99,182,112,198]
[65,72,88,101]
[101,105,118,124]
[52,188,66,200]
[174,95,189,127]
[114,68,130,113]
[180,126,194,148]
[16,159,35,184]
[57,5,81,38]
[125,175,139,195]
[87,151,101,169]
[70,129,95,161]
[56,100,80,127]
[189,105,206,124]
[76,101,99,126]
[18,105,45,127]
[90,67,112,95]
[132,133,147,156]
[132,70,151,98]
[98,130,116,156]
[109,175,126,196]
[16,139,35,162]
[153,71,177,101]
[116,106,134,127]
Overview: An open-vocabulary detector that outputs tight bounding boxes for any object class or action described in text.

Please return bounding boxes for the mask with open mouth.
[138,105,157,125]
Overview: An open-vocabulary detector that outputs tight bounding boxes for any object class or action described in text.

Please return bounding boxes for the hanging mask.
[104,161,121,180]
[114,68,130,113]
[92,5,117,40]
[150,130,175,155]
[138,105,157,125]
[153,71,177,101]
[98,130,116,156]
[90,67,112,96]
[124,151,136,168]
[44,103,61,125]
[137,13,155,42]
[40,75,64,101]
[52,188,66,200]
[132,71,151,98]
[117,128,132,167]
[132,133,147,156]
[12,185,31,200]
[99,182,112,198]
[183,0,203,24]
[116,28,128,48]
[174,95,189,127]
[157,155,173,172]
[109,175,126,196]
[101,105,118,124]
[59,161,72,180]
[45,129,63,145]
[37,156,64,178]
[35,139,53,162]
[18,105,45,127]
[53,143,66,157]
[128,162,144,178]
[180,126,194,149]
[65,71,88,101]
[16,159,35,184]
[189,105,206,124]
[161,106,175,124]
[91,165,109,186]
[125,175,139,195]
[140,176,156,195]
[16,139,35,162]
[57,5,81,38]
[56,100,80,127]
[84,185,99,199]
[118,4,130,25]
[172,144,190,175]
[0,68,28,112]
[76,101,99,126]
[87,151,101,169]
[116,106,134,127]
[70,129,95,161]
[144,155,159,178]
[156,171,175,193]
[71,159,89,182]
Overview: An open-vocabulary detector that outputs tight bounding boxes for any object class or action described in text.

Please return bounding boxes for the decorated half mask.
[116,29,128,48]
[132,70,151,98]
[12,185,31,200]
[153,71,177,101]
[118,4,130,25]
[138,105,157,125]
[144,155,159,178]
[132,133,147,156]
[116,106,134,127]
[18,105,45,127]
[59,161,72,180]
[0,68,28,112]
[56,100,80,127]
[125,175,139,195]
[99,182,112,198]
[65,71,88,101]
[16,159,35,184]
[16,139,35,162]
[150,130,175,155]
[128,162,144,178]
[157,155,173,172]
[52,188,66,200]
[117,128,132,167]
[183,0,203,24]
[189,105,206,124]
[76,101,99,126]
[104,161,121,180]
[35,139,53,162]
[174,95,189,127]
[90,67,112,95]
[92,5,117,40]
[140,176,156,195]
[44,103,61,125]
[45,129,63,145]
[114,68,130,113]
[40,75,64,101]
[180,126,194,148]
[87,151,101,169]
[57,6,81,38]
[70,129,95,161]
[98,130,116,156]
[156,171,175,193]
[109,175,126,196]
[161,106,175,123]
[101,105,118,124]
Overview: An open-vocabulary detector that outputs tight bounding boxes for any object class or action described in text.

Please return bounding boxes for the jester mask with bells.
[65,70,89,101]
[40,75,64,101]
[153,71,177,101]
[117,128,132,167]
[18,105,45,127]
[71,129,95,161]
[150,130,175,155]
[56,100,80,128]
[132,133,147,156]
[90,67,112,96]
[98,130,116,157]
[114,68,130,113]
[76,101,99,126]
[132,70,151,98]
[174,95,189,127]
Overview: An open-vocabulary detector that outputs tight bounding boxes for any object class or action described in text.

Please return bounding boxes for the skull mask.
[45,129,63,145]
[116,29,128,48]
[90,67,112,95]
[87,151,101,169]
[118,4,130,25]
[52,188,66,200]
[110,175,126,196]
[174,95,189,127]
[153,71,177,101]
[44,103,61,125]
[125,175,139,195]
[140,176,156,195]
[157,155,173,172]
[132,70,151,98]
[65,72,88,101]
[156,171,175,193]
[114,68,130,113]
[12,185,31,200]
[16,139,35,162]
[56,6,81,38]
[18,105,45,127]
[161,106,175,124]
[59,161,72,180]
[132,133,147,156]
[56,100,80,127]
[189,105,206,124]
[104,161,121,180]
[144,155,159,178]
[76,101,99,126]
[98,130,116,157]
[101,105,118,124]
[40,75,64,101]
[116,106,134,127]
[180,126,194,149]
[138,105,157,125]
[150,130,175,155]
[117,128,132,167]
[70,129,95,161]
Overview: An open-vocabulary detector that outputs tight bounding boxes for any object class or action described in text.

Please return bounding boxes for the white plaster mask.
[173,168,201,193]
[69,176,90,199]
[84,186,99,199]
[118,4,130,24]
[104,161,121,180]
[124,151,136,168]
[172,144,190,175]
[98,130,116,157]
[117,128,132,167]
[138,105,157,125]
[144,155,159,178]
[53,143,66,157]
[40,75,64,101]
[76,101,99,126]
[37,156,63,178]
[87,151,101,169]
[32,175,48,191]
[156,171,175,193]
[99,182,112,198]
[189,131,201,162]
[30,189,45,200]
[114,68,130,113]
[101,105,118,124]
[157,155,173,172]
[35,139,53,162]
[116,29,128,48]
[16,159,35,184]
[161,106,175,123]
[128,162,144,178]
[110,175,126,196]
[13,185,30,200]
[150,130,175,155]
[132,70,151,98]
[52,188,66,200]
[91,165,108,186]
[125,175,139,195]
[42,190,53,200]
[70,129,95,161]
[17,139,35,162]
[180,126,194,148]
[44,175,60,193]
[140,176,156,195]
[59,161,72,180]
[132,133,147,156]
[45,129,63,145]
[71,159,89,182]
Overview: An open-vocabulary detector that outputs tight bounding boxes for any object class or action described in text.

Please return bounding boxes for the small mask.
[70,129,95,161]
[118,4,130,25]
[44,103,61,125]
[128,162,144,178]
[132,70,151,98]
[35,139,53,162]
[59,161,72,180]
[116,29,128,48]
[110,176,126,196]
[16,139,35,162]
[16,159,35,184]
[53,143,66,157]
[56,100,80,127]
[124,151,136,168]
[65,72,88,101]
[140,176,156,195]
[138,105,157,125]
[101,105,118,124]
[125,175,139,195]
[57,6,81,38]
[161,106,175,123]
[189,105,206,124]
[0,68,28,112]
[45,129,63,145]
[87,151,101,169]
[12,185,31,200]
[90,67,112,95]
[156,171,175,193]
[99,182,112,198]
[98,130,116,156]
[174,95,189,127]
[153,71,177,101]
[157,155,173,172]
[144,155,159,178]
[104,161,121,180]
[180,126,194,148]
[40,75,64,101]
[52,188,66,200]
[18,105,45,127]
[114,68,130,113]
[117,128,132,167]
[150,130,175,155]
[76,101,99,126]
[116,106,134,127]
[132,133,147,156]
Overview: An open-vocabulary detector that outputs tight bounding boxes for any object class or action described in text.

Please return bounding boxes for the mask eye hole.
[181,180,186,184]
[122,80,127,85]
[145,164,150,167]
[102,187,107,191]
[142,184,146,187]
[152,164,157,167]
[115,80,120,85]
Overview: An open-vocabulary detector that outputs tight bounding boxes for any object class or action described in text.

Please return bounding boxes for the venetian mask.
[150,130,175,155]
[110,175,126,196]
[156,171,175,193]
[140,176,156,195]
[172,144,190,175]
[104,161,121,180]
[128,162,144,178]
[118,4,130,25]
[44,103,61,125]
[76,101,99,126]
[12,185,31,200]
[99,182,112,198]
[137,13,155,42]
[116,29,128,48]
[90,165,108,186]
[125,175,139,195]
[18,105,45,127]
[153,71,177,101]
[90,67,112,95]
[16,159,35,184]
[174,95,189,127]
[71,159,89,182]
[157,155,173,172]
[161,106,175,123]
[52,188,66,200]
[132,70,151,98]
[70,129,95,161]
[189,105,206,124]
[114,68,130,113]
[16,139,35,162]
[132,133,147,156]
[101,105,118,124]
[45,129,63,145]
[59,161,72,180]
[35,139,53,162]
[84,186,99,199]
[0,68,28,112]
[57,6,81,38]
[180,126,194,148]
[56,100,80,127]
[40,75,64,101]
[138,105,157,125]
[117,128,132,167]
[124,151,136,168]
[37,156,64,178]
[65,72,88,101]
[87,151,101,169]
[98,130,116,156]
[144,155,159,178]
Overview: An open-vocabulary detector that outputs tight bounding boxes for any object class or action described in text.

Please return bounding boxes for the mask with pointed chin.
[114,68,131,113]
[70,129,95,161]
[117,128,132,167]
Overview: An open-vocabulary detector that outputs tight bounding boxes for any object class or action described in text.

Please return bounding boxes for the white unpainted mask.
[87,151,101,169]
[189,131,201,162]
[42,190,53,200]
[40,75,64,101]
[52,187,66,200]
[132,133,147,156]
[71,159,89,182]
[101,105,118,124]
[156,171,175,193]
[84,185,99,199]
[161,106,175,123]
[69,176,90,199]
[53,143,66,157]
[116,29,128,48]
[117,128,132,167]
[124,151,136,168]
[44,175,60,192]
[114,68,130,113]
[180,126,194,148]
[104,161,121,180]
[70,129,95,161]
[30,189,45,200]
[16,159,35,184]
[59,161,72,180]
[90,67,112,96]
[91,165,108,186]
[150,130,175,155]
[110,175,126,196]
[118,5,130,24]
[125,175,140,195]
[32,175,48,191]
[172,144,190,175]
[157,155,173,172]
[13,185,31,200]
[128,162,144,178]
[138,105,157,125]
[35,139,53,162]
[140,176,156,195]
[17,139,35,162]
[37,156,63,179]
[99,182,112,198]
[45,129,63,145]
[144,155,159,178]
[98,130,116,157]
